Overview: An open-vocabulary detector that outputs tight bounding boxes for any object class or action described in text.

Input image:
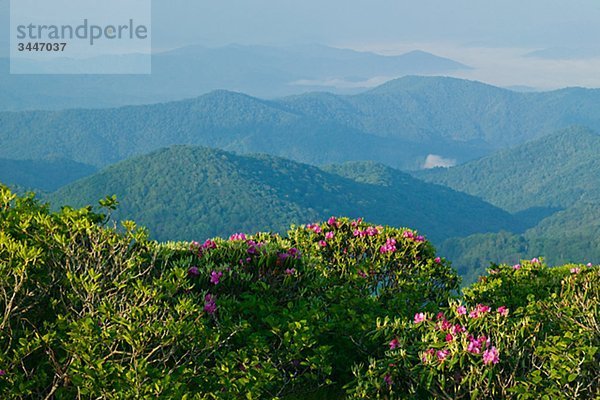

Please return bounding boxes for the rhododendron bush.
[0,186,597,399]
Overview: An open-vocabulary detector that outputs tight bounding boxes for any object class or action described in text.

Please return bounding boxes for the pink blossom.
[384,373,393,386]
[389,338,400,350]
[456,306,467,316]
[467,338,481,354]
[210,271,223,285]
[587,262,593,267]
[570,267,581,274]
[287,247,300,258]
[450,324,466,335]
[318,240,327,247]
[513,263,521,270]
[497,306,509,317]
[284,268,296,276]
[204,294,217,315]
[415,236,425,243]
[439,319,452,331]
[187,266,200,277]
[229,233,247,241]
[325,231,335,240]
[531,257,540,264]
[436,312,445,320]
[414,312,426,324]
[366,226,379,236]
[437,349,450,362]
[403,231,414,239]
[380,238,397,254]
[445,333,454,342]
[421,348,435,363]
[482,346,500,365]
[434,257,441,263]
[327,217,338,227]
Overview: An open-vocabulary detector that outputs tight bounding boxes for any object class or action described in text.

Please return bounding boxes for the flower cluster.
[402,230,425,243]
[191,239,218,258]
[204,294,217,315]
[409,303,508,368]
[379,238,397,254]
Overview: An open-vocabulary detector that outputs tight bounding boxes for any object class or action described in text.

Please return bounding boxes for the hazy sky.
[1,0,600,88]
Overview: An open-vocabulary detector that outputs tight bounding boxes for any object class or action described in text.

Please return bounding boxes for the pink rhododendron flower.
[421,348,435,363]
[434,257,441,263]
[325,231,335,240]
[456,305,467,316]
[587,262,593,267]
[451,324,466,335]
[229,233,246,241]
[318,240,327,247]
[414,312,426,324]
[403,231,414,239]
[366,226,379,236]
[531,257,540,264]
[415,235,425,243]
[380,238,397,254]
[284,268,296,276]
[497,306,509,317]
[204,294,217,315]
[384,374,393,386]
[483,346,500,365]
[389,338,400,350]
[210,271,223,285]
[187,266,200,277]
[327,217,338,227]
[445,333,454,342]
[286,248,300,259]
[467,338,481,354]
[437,349,450,362]
[439,319,453,331]
[436,312,445,320]
[571,267,581,274]
[513,263,521,270]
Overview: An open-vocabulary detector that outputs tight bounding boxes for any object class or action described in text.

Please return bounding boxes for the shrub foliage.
[0,186,597,399]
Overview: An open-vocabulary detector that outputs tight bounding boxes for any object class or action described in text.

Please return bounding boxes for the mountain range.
[2,76,599,283]
[0,44,470,111]
[3,76,600,173]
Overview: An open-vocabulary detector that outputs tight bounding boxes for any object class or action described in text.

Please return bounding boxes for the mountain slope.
[47,146,521,243]
[416,126,600,212]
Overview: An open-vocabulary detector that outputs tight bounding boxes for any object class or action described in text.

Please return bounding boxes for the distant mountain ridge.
[4,76,600,172]
[0,44,470,111]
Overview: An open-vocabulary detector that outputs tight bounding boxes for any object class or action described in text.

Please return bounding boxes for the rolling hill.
[416,126,600,212]
[47,146,523,243]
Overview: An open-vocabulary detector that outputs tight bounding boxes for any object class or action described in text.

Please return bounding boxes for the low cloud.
[423,154,457,169]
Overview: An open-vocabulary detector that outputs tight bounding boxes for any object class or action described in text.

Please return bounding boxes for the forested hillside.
[47,146,522,243]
